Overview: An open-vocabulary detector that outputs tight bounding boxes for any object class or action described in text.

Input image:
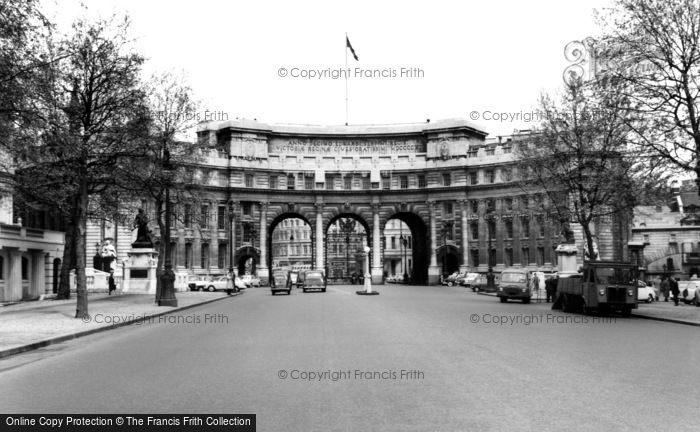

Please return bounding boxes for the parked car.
[441,271,461,286]
[271,270,291,295]
[240,274,261,287]
[637,280,656,303]
[443,271,471,287]
[677,280,700,306]
[189,276,240,292]
[302,270,326,293]
[386,275,404,284]
[460,273,482,291]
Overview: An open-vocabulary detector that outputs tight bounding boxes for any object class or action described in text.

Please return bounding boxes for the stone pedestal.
[556,243,579,277]
[371,267,383,284]
[428,265,441,285]
[122,248,158,294]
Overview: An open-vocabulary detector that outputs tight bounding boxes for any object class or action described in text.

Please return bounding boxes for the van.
[497,267,532,303]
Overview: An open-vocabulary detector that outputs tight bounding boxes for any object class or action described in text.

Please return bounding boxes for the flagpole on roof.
[345,32,349,126]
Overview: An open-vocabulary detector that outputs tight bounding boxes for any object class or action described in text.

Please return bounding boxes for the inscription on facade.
[269,138,426,156]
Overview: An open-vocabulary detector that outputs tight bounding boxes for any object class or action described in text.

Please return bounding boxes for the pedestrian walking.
[660,276,670,302]
[669,276,680,306]
[545,276,555,303]
[108,270,116,295]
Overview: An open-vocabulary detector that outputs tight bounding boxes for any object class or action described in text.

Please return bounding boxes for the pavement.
[0,288,242,359]
[477,289,700,326]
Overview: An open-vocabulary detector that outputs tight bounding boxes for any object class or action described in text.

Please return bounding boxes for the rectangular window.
[391,237,396,249]
[443,173,451,186]
[269,175,278,189]
[470,200,479,214]
[243,224,254,243]
[0,256,3,279]
[470,222,479,241]
[444,202,453,216]
[505,248,513,267]
[467,149,477,158]
[486,148,495,156]
[245,174,254,188]
[418,175,426,188]
[400,176,408,189]
[325,175,334,190]
[486,170,495,184]
[537,215,545,238]
[217,206,226,230]
[344,176,352,190]
[521,216,530,238]
[382,176,390,190]
[184,204,192,228]
[200,205,209,228]
[488,220,496,240]
[362,176,370,190]
[218,243,227,269]
[201,243,209,269]
[505,198,513,211]
[502,146,512,154]
[521,247,530,265]
[505,219,513,239]
[521,196,529,209]
[287,174,295,190]
[469,172,478,185]
[305,176,314,190]
[242,203,252,216]
[537,247,545,266]
[471,250,479,267]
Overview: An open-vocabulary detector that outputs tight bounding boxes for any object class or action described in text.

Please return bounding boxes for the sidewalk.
[0,290,241,359]
[476,290,700,326]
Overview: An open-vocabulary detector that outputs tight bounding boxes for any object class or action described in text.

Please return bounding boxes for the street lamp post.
[159,142,177,307]
[356,243,379,296]
[486,208,495,290]
[440,221,453,281]
[227,201,236,294]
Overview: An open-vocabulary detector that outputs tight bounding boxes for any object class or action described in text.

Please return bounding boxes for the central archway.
[385,212,428,285]
[325,214,370,284]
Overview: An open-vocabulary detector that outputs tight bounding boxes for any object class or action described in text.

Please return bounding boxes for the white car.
[240,274,261,287]
[677,280,700,306]
[636,281,656,303]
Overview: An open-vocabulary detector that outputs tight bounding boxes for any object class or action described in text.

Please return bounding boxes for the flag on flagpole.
[346,35,359,61]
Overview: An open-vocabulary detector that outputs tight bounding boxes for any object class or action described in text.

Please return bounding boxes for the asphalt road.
[1,284,699,432]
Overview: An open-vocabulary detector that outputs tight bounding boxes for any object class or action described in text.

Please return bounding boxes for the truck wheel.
[447,282,453,287]
[647,294,653,303]
[500,297,507,303]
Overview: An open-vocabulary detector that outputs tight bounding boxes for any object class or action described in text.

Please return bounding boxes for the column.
[31,252,45,298]
[230,201,237,274]
[210,200,219,270]
[258,202,269,284]
[460,199,469,272]
[427,201,440,285]
[7,249,22,302]
[371,204,382,284]
[479,200,488,272]
[315,202,324,270]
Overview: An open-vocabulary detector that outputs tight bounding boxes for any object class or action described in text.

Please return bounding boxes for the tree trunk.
[581,221,596,263]
[57,196,79,299]
[154,197,164,303]
[74,181,89,319]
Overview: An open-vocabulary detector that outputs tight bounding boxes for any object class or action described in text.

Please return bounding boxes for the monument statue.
[132,208,154,248]
[560,218,575,244]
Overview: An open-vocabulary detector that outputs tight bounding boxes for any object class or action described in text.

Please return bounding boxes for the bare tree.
[597,0,700,191]
[516,77,667,261]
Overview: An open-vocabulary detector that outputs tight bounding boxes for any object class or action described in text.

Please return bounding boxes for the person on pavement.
[669,276,680,306]
[108,270,116,295]
[660,276,670,302]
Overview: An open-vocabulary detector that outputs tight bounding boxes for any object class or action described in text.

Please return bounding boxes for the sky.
[41,0,614,138]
